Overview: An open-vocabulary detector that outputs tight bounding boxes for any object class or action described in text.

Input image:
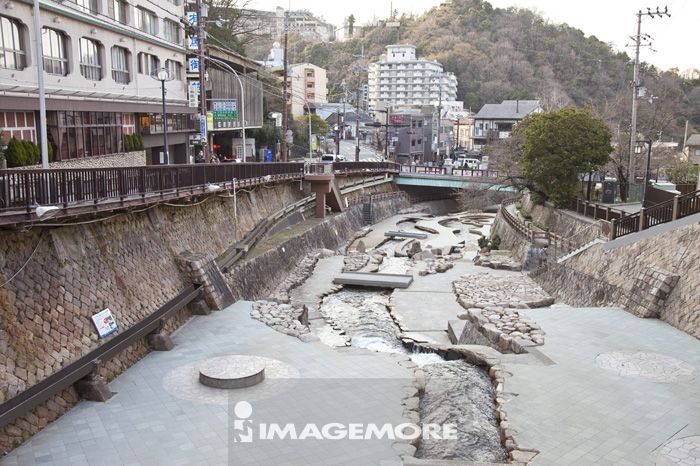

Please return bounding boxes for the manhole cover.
[595,351,696,383]
[656,436,700,465]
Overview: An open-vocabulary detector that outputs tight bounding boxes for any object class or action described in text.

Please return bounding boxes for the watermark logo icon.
[232,401,254,443]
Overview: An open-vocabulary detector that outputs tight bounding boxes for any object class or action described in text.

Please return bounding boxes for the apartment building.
[367,45,458,110]
[0,0,193,164]
[289,63,328,118]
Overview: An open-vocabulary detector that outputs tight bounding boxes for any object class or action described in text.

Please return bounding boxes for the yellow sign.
[206,113,214,131]
[311,136,317,151]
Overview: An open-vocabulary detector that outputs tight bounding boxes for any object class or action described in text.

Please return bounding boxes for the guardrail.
[609,188,700,239]
[400,164,500,178]
[0,284,202,429]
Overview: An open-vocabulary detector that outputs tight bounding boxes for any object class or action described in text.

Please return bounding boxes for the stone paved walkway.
[503,307,700,466]
[1,302,411,466]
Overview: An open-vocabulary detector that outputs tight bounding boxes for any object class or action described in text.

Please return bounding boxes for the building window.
[165,59,181,80]
[111,46,130,84]
[137,52,159,75]
[79,37,101,81]
[0,16,25,70]
[75,0,98,13]
[306,70,314,78]
[107,0,127,23]
[135,7,156,34]
[41,28,68,76]
[138,113,192,135]
[163,19,180,43]
[47,111,124,160]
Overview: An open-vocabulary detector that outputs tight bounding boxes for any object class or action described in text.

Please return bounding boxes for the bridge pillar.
[305,172,344,219]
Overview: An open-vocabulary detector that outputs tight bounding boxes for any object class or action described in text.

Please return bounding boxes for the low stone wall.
[14,151,147,169]
[489,209,531,263]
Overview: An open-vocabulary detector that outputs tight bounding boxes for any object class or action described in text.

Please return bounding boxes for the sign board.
[187,36,199,50]
[211,100,238,129]
[206,112,214,131]
[188,81,200,108]
[188,58,200,73]
[186,11,197,26]
[91,308,118,338]
[265,149,273,162]
[200,115,207,139]
[390,114,406,125]
[189,134,202,144]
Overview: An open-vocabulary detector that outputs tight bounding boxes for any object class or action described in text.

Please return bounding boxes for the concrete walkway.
[1,302,412,466]
[503,307,700,466]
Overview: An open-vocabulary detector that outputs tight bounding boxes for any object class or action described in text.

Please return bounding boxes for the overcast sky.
[246,0,698,71]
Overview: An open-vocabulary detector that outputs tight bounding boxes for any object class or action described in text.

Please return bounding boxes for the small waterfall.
[522,246,547,271]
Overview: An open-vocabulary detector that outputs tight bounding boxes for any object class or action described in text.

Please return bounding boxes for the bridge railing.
[400,164,500,178]
[501,198,578,252]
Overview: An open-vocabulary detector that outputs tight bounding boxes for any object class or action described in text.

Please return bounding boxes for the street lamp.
[152,68,173,164]
[635,139,652,206]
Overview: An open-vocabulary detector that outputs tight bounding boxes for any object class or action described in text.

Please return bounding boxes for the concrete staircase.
[556,238,605,263]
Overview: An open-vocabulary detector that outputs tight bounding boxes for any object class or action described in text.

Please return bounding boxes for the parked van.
[321,154,344,162]
[456,157,479,169]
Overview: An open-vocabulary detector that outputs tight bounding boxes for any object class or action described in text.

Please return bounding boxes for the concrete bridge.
[395,165,516,192]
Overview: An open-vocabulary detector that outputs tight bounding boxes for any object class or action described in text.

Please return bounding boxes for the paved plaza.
[503,307,700,465]
[1,302,412,466]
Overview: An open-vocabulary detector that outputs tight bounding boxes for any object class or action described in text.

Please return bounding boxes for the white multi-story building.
[0,0,192,164]
[367,45,458,110]
[289,63,328,118]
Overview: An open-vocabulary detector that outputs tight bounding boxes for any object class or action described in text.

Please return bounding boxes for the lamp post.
[153,68,173,164]
[635,139,652,206]
[205,56,247,162]
[32,0,49,169]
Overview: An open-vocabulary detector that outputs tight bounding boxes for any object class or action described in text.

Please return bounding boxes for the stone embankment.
[452,273,553,353]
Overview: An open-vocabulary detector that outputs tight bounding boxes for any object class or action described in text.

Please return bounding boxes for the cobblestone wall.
[14,151,147,169]
[521,194,602,245]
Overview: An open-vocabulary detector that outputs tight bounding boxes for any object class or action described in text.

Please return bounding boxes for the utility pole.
[281,10,289,161]
[628,6,670,185]
[196,0,209,162]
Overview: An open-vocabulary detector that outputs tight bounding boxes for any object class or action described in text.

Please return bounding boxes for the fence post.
[672,195,679,220]
[606,206,611,221]
[593,203,597,219]
[638,207,646,232]
[610,218,616,240]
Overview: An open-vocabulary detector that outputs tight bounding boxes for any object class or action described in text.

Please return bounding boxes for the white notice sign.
[91,308,118,338]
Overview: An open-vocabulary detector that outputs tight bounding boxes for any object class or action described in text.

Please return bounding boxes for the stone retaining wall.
[14,151,147,169]
[521,194,602,245]
[0,176,405,453]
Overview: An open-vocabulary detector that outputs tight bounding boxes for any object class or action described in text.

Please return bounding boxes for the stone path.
[1,301,411,466]
[502,307,700,466]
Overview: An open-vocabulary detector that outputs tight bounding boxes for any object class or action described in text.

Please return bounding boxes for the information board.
[91,308,118,338]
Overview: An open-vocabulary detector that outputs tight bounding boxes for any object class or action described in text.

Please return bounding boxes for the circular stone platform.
[198,355,266,389]
[595,351,697,383]
[656,436,700,465]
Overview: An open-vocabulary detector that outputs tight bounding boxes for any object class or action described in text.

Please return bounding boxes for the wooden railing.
[609,189,700,239]
[570,198,628,222]
[501,199,578,252]
[0,162,400,223]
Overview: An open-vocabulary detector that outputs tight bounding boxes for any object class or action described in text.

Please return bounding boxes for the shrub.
[491,235,502,250]
[123,134,133,152]
[477,236,489,249]
[22,140,40,165]
[5,137,28,167]
[132,134,144,150]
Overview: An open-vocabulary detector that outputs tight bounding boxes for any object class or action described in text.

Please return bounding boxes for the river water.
[317,288,507,462]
